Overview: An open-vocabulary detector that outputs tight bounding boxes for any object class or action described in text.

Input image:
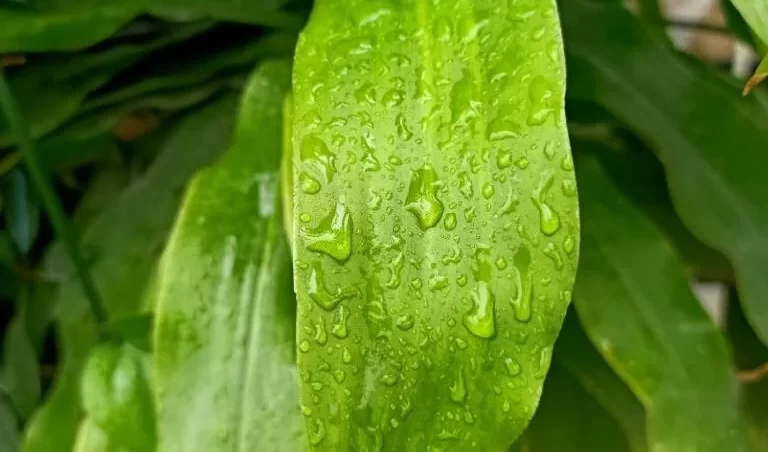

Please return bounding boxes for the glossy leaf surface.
[292,1,578,450]
[153,61,304,452]
[573,152,748,452]
[562,0,768,348]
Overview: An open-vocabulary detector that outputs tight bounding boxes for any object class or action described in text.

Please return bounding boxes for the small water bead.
[543,242,564,270]
[504,357,521,377]
[562,179,577,197]
[304,202,353,262]
[342,347,353,363]
[428,274,449,292]
[410,278,423,290]
[395,114,414,141]
[299,340,311,353]
[482,182,495,199]
[301,405,313,416]
[314,317,328,345]
[450,368,467,403]
[536,346,553,379]
[514,157,529,169]
[383,88,406,107]
[495,257,508,270]
[543,141,555,160]
[456,275,468,287]
[511,246,533,322]
[396,313,415,331]
[368,191,383,210]
[443,212,457,231]
[487,118,522,142]
[458,171,474,199]
[333,369,346,383]
[464,249,496,338]
[362,151,381,172]
[382,373,399,386]
[332,305,350,338]
[561,156,574,171]
[563,236,576,255]
[531,171,561,236]
[388,155,403,166]
[299,172,322,194]
[311,381,324,391]
[405,164,444,230]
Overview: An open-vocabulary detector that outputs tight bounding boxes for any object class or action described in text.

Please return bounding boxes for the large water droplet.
[314,317,328,345]
[300,135,337,183]
[450,367,467,403]
[300,172,321,194]
[511,246,533,322]
[305,203,353,262]
[464,248,496,338]
[532,171,561,236]
[405,164,444,230]
[332,305,350,338]
[308,264,356,311]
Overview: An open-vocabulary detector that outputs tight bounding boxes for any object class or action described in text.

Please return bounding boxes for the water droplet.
[532,171,560,236]
[514,156,529,169]
[388,155,402,166]
[456,275,468,287]
[463,206,476,223]
[362,151,381,172]
[455,338,468,349]
[299,213,312,223]
[405,164,444,230]
[332,305,350,338]
[464,410,475,424]
[504,357,521,376]
[310,419,326,446]
[487,118,522,141]
[333,369,346,383]
[300,135,337,183]
[444,212,457,231]
[536,346,552,379]
[396,313,415,330]
[311,381,324,391]
[304,203,353,262]
[428,274,449,292]
[451,69,478,126]
[543,141,556,160]
[386,252,405,289]
[495,257,508,270]
[458,172,474,199]
[563,236,576,255]
[299,172,321,194]
[562,179,576,197]
[299,340,311,353]
[342,347,353,363]
[395,113,414,141]
[543,242,564,270]
[450,367,467,403]
[301,405,313,416]
[314,317,328,345]
[512,246,533,322]
[410,278,423,290]
[561,156,574,171]
[383,89,406,107]
[382,373,399,386]
[482,182,495,199]
[308,263,356,311]
[527,77,555,126]
[463,282,495,339]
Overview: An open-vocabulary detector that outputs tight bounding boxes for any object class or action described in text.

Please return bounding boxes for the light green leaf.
[73,419,128,452]
[745,55,768,95]
[0,22,209,149]
[562,0,768,348]
[555,311,647,452]
[0,0,300,53]
[729,0,768,45]
[573,152,748,452]
[153,60,304,452]
[514,364,633,452]
[22,95,239,452]
[292,1,578,450]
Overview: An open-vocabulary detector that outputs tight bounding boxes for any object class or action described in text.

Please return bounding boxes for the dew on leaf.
[531,171,560,236]
[300,172,322,194]
[450,367,467,403]
[511,245,533,322]
[308,264,356,311]
[300,135,337,183]
[304,202,353,262]
[332,305,350,338]
[405,164,445,230]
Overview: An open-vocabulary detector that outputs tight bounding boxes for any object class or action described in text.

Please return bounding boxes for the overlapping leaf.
[562,0,768,348]
[292,1,578,450]
[153,61,303,452]
[22,95,239,452]
[573,152,748,451]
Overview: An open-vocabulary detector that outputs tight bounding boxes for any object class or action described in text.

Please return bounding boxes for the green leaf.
[0,0,300,53]
[153,60,304,452]
[81,343,155,451]
[0,392,19,452]
[561,0,768,349]
[73,418,127,452]
[514,364,633,452]
[745,55,768,95]
[0,169,39,255]
[292,1,578,450]
[727,293,768,450]
[22,95,240,452]
[0,22,209,149]
[729,0,768,45]
[554,311,648,452]
[1,317,41,420]
[572,152,748,452]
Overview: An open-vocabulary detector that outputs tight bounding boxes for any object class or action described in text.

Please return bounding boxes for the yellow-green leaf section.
[291,1,579,450]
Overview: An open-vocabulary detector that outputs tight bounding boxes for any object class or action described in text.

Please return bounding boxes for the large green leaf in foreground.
[573,152,748,452]
[292,1,578,450]
[562,0,768,347]
[153,61,303,452]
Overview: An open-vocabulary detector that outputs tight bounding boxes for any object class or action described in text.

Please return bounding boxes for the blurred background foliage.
[1,0,768,450]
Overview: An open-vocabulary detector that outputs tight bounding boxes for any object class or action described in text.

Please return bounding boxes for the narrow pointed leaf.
[562,0,768,348]
[153,60,304,452]
[22,96,239,452]
[745,56,768,95]
[729,0,768,44]
[573,152,748,452]
[292,1,578,450]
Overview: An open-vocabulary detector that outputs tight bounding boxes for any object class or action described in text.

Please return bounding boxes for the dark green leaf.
[1,169,40,255]
[22,95,240,452]
[515,364,632,452]
[573,152,748,451]
[0,22,208,149]
[1,317,41,420]
[562,0,768,348]
[0,392,19,452]
[292,1,578,450]
[554,311,647,452]
[107,314,153,353]
[153,60,304,452]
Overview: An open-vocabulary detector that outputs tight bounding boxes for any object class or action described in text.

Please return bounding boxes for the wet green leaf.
[21,96,239,452]
[292,1,578,450]
[153,60,304,452]
[573,152,748,452]
[562,0,768,349]
[0,0,300,53]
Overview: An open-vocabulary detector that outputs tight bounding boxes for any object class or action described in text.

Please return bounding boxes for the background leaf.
[573,151,748,451]
[153,60,304,452]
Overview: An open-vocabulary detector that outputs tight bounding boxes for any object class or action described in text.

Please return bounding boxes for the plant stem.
[0,70,108,324]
